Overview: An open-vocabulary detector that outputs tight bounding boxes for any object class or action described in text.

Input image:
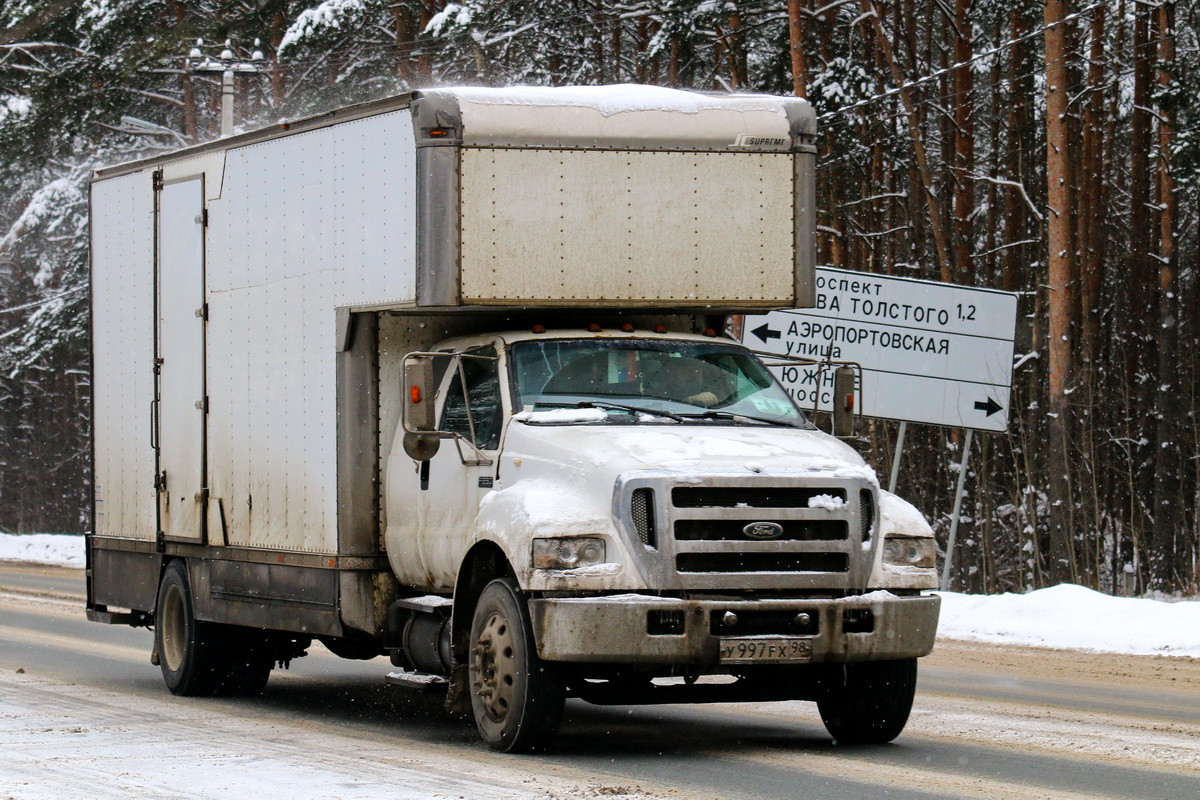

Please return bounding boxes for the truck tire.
[468,578,564,752]
[816,658,918,744]
[155,560,222,696]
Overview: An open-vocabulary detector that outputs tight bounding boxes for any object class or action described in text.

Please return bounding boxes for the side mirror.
[832,364,857,438]
[402,356,441,460]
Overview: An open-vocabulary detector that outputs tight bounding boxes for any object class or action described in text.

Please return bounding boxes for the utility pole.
[188,39,266,137]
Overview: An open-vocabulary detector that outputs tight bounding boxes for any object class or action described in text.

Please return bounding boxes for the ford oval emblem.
[743,522,784,540]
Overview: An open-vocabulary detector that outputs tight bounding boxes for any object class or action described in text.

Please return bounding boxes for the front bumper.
[529,593,940,665]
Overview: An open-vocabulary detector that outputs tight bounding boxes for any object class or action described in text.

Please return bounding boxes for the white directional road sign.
[742,267,1019,432]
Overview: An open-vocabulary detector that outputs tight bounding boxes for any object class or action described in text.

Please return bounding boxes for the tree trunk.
[860,0,953,281]
[787,0,808,96]
[1151,0,1181,590]
[1079,6,1106,368]
[1044,0,1077,585]
[952,0,975,284]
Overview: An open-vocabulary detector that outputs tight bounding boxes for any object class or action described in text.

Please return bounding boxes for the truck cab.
[386,325,939,750]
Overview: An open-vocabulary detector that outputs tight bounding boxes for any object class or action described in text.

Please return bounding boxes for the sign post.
[742,267,1019,589]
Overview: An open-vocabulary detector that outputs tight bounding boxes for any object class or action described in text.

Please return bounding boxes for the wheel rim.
[160,583,187,672]
[471,609,516,723]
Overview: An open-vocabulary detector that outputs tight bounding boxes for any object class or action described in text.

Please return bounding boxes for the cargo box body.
[87,86,817,634]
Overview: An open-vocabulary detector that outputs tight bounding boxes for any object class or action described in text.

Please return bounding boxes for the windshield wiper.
[547,400,686,424]
[676,410,799,427]
[576,401,684,422]
[529,400,684,422]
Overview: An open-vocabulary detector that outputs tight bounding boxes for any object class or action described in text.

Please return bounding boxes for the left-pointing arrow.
[750,323,781,343]
[974,397,1002,416]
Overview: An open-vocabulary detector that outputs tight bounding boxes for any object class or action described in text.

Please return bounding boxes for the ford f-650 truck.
[87,85,940,752]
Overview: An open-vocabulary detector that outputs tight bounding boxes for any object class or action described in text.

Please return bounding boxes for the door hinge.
[195,303,208,320]
[194,208,208,227]
[194,396,209,412]
[194,487,209,503]
[152,169,163,192]
[154,470,167,494]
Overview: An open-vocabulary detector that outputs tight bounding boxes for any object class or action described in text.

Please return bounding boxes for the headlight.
[532,537,607,570]
[883,537,936,569]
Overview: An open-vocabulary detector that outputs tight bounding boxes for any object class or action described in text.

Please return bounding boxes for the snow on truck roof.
[429,84,814,150]
[446,84,803,117]
[93,84,815,179]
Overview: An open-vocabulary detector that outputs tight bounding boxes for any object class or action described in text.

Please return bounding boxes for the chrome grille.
[621,475,876,591]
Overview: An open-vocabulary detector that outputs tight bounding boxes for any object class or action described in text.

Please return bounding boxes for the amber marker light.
[588,323,602,332]
[621,323,635,333]
[531,324,546,334]
[653,324,668,334]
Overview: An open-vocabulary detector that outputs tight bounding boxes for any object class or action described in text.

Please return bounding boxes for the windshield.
[509,338,810,427]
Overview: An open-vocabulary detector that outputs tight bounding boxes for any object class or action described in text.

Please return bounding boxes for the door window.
[440,347,503,450]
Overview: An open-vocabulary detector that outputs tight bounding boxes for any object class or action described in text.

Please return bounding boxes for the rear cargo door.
[155,175,207,543]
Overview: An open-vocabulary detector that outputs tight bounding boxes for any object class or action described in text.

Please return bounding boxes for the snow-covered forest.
[1,0,1197,595]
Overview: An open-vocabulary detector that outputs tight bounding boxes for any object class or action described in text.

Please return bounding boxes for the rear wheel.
[468,578,564,752]
[155,560,274,697]
[816,658,918,744]
[155,560,221,696]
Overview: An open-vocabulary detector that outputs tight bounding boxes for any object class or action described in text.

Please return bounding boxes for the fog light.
[532,537,607,570]
[883,537,936,569]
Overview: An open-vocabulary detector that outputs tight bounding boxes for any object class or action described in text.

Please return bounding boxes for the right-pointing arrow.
[974,397,1003,416]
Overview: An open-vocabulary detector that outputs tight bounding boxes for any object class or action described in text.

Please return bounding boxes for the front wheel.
[468,578,564,752]
[816,658,918,744]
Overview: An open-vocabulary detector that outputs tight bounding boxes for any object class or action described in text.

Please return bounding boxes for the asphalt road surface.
[2,562,1198,800]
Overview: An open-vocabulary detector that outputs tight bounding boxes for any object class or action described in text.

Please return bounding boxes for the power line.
[0,285,85,317]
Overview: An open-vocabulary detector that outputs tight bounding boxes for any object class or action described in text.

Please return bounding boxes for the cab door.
[386,341,504,590]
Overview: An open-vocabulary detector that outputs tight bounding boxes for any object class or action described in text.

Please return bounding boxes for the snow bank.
[937,583,1200,658]
[0,533,85,568]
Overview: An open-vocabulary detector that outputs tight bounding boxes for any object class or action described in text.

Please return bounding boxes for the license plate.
[718,637,813,664]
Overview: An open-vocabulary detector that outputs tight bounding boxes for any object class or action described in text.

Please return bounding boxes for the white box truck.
[87,85,940,752]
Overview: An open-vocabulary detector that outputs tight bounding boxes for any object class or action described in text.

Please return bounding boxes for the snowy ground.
[3,532,1198,658]
[0,532,84,568]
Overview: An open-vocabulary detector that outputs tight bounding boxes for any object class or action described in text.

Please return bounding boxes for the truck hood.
[499,419,877,489]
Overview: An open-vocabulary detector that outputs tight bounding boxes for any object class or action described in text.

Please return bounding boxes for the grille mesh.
[859,489,875,541]
[631,488,656,548]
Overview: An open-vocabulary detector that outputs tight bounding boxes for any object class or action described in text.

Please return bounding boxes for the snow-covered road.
[3,562,1200,799]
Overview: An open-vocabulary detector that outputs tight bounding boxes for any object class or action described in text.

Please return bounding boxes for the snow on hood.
[477,478,612,540]
[513,408,608,424]
[878,490,934,537]
[502,422,878,490]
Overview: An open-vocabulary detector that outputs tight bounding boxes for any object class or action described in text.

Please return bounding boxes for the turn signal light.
[409,385,421,404]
